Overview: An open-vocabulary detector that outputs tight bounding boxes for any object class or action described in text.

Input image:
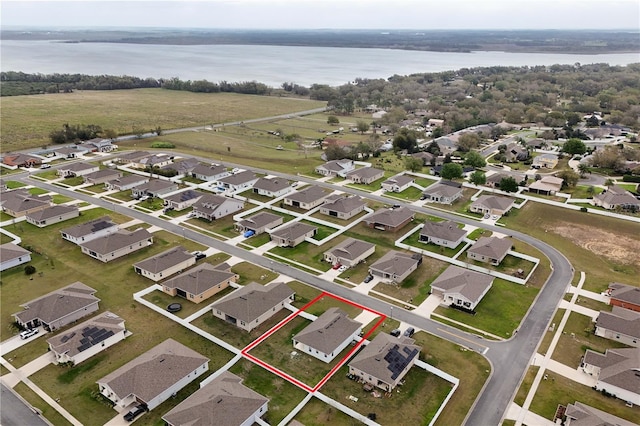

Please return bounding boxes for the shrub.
[24,265,36,275]
[150,142,175,149]
[621,175,640,183]
[580,207,588,212]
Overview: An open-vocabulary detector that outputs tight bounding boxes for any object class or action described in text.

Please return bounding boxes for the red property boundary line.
[241,291,386,393]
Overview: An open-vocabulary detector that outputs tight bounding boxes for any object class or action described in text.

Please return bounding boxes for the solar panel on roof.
[82,327,99,337]
[90,221,113,232]
[77,343,92,352]
[384,345,418,380]
[79,337,90,345]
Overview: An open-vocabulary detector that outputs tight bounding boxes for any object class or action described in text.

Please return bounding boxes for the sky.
[1,0,639,30]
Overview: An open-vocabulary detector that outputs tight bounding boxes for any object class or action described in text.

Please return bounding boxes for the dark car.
[192,251,206,261]
[363,274,374,283]
[390,329,401,337]
[403,327,415,338]
[124,405,147,422]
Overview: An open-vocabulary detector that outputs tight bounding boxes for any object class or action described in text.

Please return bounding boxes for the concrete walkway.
[506,403,555,426]
[413,294,443,318]
[558,299,599,320]
[531,354,597,387]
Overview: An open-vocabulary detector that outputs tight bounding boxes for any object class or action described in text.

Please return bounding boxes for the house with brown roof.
[1,190,52,218]
[369,250,421,284]
[319,195,367,220]
[216,170,259,193]
[419,220,467,249]
[528,175,564,195]
[592,185,640,211]
[83,169,122,185]
[161,263,238,303]
[469,195,515,216]
[13,282,100,331]
[430,265,494,311]
[382,174,415,193]
[116,151,151,165]
[104,175,149,191]
[564,401,637,426]
[323,238,375,268]
[348,333,421,392]
[211,282,295,332]
[346,167,385,185]
[235,211,283,236]
[133,246,196,282]
[315,159,355,177]
[60,216,119,245]
[162,190,204,211]
[191,194,244,221]
[57,162,99,178]
[607,283,640,312]
[0,243,31,272]
[2,153,42,168]
[252,177,292,198]
[421,181,463,204]
[47,311,127,365]
[79,228,153,262]
[412,151,435,166]
[595,306,640,348]
[582,347,640,405]
[284,185,330,210]
[97,339,209,410]
[190,163,230,182]
[162,371,268,426]
[467,236,512,265]
[363,207,414,232]
[270,222,317,247]
[131,179,179,198]
[293,307,362,363]
[26,204,79,227]
[485,173,525,189]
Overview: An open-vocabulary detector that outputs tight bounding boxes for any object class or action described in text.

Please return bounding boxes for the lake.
[2,40,638,87]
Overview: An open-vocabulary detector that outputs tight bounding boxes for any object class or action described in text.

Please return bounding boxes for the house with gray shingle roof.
[1,190,52,217]
[13,282,100,331]
[527,175,563,195]
[421,181,463,204]
[80,228,153,262]
[595,306,640,348]
[83,169,122,185]
[190,163,230,181]
[323,238,375,268]
[607,282,640,312]
[116,151,151,164]
[25,204,79,228]
[161,263,238,304]
[235,211,283,235]
[134,154,172,169]
[284,185,330,210]
[504,142,529,162]
[320,195,367,220]
[47,311,127,365]
[60,216,118,245]
[97,339,209,410]
[369,250,421,284]
[162,157,200,175]
[133,246,196,282]
[270,222,317,247]
[211,282,295,332]
[363,207,415,232]
[0,243,31,272]
[162,189,205,211]
[217,170,259,193]
[382,174,415,193]
[467,236,511,266]
[346,167,384,185]
[191,194,244,221]
[252,177,292,198]
[592,185,640,211]
[469,195,515,216]
[315,159,354,177]
[348,333,421,392]
[293,307,362,363]
[564,401,637,426]
[485,173,525,189]
[419,220,467,249]
[52,145,89,159]
[162,371,268,426]
[57,162,99,178]
[131,179,179,198]
[582,347,640,406]
[430,265,494,310]
[105,175,149,191]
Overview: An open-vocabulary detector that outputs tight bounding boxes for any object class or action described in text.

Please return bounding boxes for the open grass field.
[294,396,358,426]
[1,89,326,151]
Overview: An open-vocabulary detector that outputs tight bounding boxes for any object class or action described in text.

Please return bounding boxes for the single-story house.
[315,159,355,178]
[525,138,546,150]
[369,250,421,284]
[26,204,79,227]
[582,347,640,406]
[467,236,512,266]
[527,176,564,195]
[52,146,89,159]
[2,153,42,168]
[162,371,269,426]
[131,179,179,199]
[419,220,467,249]
[162,190,205,211]
[216,170,259,193]
[434,137,457,155]
[421,181,463,204]
[57,162,99,178]
[83,169,122,185]
[47,311,127,365]
[190,163,230,181]
[428,118,444,127]
[293,307,362,363]
[363,207,414,232]
[504,143,529,162]
[323,238,375,268]
[133,154,172,169]
[60,216,119,245]
[469,195,515,216]
[411,151,435,166]
[346,167,384,185]
[97,339,209,410]
[532,153,559,169]
[13,282,100,332]
[382,174,415,192]
[0,243,32,272]
[319,195,367,220]
[1,191,52,218]
[105,175,149,191]
[116,151,151,165]
[133,245,196,282]
[191,194,244,221]
[162,157,200,175]
[595,306,640,348]
[592,185,640,211]
[79,228,153,263]
[283,185,330,210]
[431,165,474,177]
[161,262,238,303]
[252,177,292,198]
[430,265,494,311]
[348,333,421,392]
[607,283,640,312]
[80,138,116,152]
[564,402,637,426]
[270,222,317,247]
[235,211,284,235]
[211,282,295,332]
[485,173,525,189]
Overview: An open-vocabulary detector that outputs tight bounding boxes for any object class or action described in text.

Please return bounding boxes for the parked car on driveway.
[363,274,374,283]
[337,265,348,273]
[20,328,39,340]
[403,327,415,338]
[124,404,147,422]
[332,263,342,270]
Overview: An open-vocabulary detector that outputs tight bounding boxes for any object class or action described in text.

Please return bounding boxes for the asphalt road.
[1,383,51,426]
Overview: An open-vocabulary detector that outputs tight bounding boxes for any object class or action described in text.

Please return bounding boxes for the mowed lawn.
[1,89,326,151]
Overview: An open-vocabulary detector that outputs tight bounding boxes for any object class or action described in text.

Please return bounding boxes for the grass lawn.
[4,180,27,189]
[28,187,49,195]
[563,293,612,313]
[513,366,539,406]
[287,281,363,319]
[52,194,74,204]
[0,233,15,244]
[82,184,108,193]
[135,197,165,211]
[13,382,73,426]
[108,189,134,202]
[242,232,271,248]
[141,289,216,320]
[468,228,491,240]
[567,185,603,199]
[62,176,85,186]
[0,211,14,222]
[181,175,205,184]
[294,396,357,426]
[231,261,279,285]
[185,213,244,239]
[383,185,423,201]
[402,227,466,258]
[434,278,540,338]
[464,252,537,279]
[33,170,59,180]
[537,309,565,356]
[163,206,192,218]
[269,234,344,272]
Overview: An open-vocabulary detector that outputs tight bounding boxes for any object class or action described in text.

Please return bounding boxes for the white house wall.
[82,239,153,262]
[595,380,640,405]
[594,327,639,348]
[27,210,79,228]
[137,258,196,282]
[54,328,127,365]
[146,362,209,410]
[0,254,31,272]
[62,227,118,245]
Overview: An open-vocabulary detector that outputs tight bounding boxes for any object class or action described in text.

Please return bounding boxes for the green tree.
[469,170,487,185]
[556,170,580,188]
[356,120,370,134]
[562,138,587,155]
[324,144,348,161]
[499,176,519,192]
[456,133,481,152]
[441,163,463,180]
[431,127,444,138]
[327,115,340,125]
[392,128,418,153]
[577,163,590,177]
[404,157,423,172]
[464,151,487,168]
